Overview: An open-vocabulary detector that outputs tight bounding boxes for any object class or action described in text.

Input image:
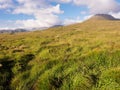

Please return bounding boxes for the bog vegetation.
[0,20,120,90]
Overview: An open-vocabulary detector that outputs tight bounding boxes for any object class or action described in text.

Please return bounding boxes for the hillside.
[0,14,120,90]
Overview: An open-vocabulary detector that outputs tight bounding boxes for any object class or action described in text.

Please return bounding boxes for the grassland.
[0,19,120,90]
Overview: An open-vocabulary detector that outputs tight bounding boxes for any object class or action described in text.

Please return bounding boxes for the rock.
[0,63,2,67]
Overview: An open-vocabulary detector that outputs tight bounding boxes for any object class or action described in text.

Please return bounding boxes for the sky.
[0,0,120,29]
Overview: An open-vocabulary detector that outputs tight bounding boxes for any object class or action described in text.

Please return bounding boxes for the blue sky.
[0,0,120,29]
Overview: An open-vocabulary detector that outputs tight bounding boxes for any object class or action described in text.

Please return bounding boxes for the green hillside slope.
[0,18,120,90]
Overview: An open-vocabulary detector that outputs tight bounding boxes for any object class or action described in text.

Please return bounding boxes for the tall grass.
[0,20,120,90]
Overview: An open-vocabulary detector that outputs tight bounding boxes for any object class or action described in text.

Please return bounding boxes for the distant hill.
[0,29,28,34]
[30,25,63,31]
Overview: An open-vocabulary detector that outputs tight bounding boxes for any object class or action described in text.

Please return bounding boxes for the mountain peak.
[90,14,118,20]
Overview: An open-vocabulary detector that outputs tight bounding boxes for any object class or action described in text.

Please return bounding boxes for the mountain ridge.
[89,14,120,21]
[0,29,28,34]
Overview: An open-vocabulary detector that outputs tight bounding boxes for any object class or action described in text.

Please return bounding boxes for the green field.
[0,19,120,90]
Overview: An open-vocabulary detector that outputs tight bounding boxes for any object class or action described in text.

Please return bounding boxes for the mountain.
[79,14,120,31]
[89,14,119,21]
[30,25,63,31]
[0,29,28,34]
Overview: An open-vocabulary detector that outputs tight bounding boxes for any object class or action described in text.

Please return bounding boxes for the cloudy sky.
[0,0,120,29]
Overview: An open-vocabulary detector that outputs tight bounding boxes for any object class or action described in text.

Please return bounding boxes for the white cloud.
[0,20,21,29]
[11,0,63,28]
[73,0,120,14]
[13,0,49,14]
[16,14,61,28]
[63,19,81,25]
[109,12,120,19]
[0,0,13,9]
[83,15,93,20]
[80,11,87,15]
[1,0,120,29]
[50,0,72,3]
[63,14,94,25]
[0,0,64,29]
[63,17,82,25]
